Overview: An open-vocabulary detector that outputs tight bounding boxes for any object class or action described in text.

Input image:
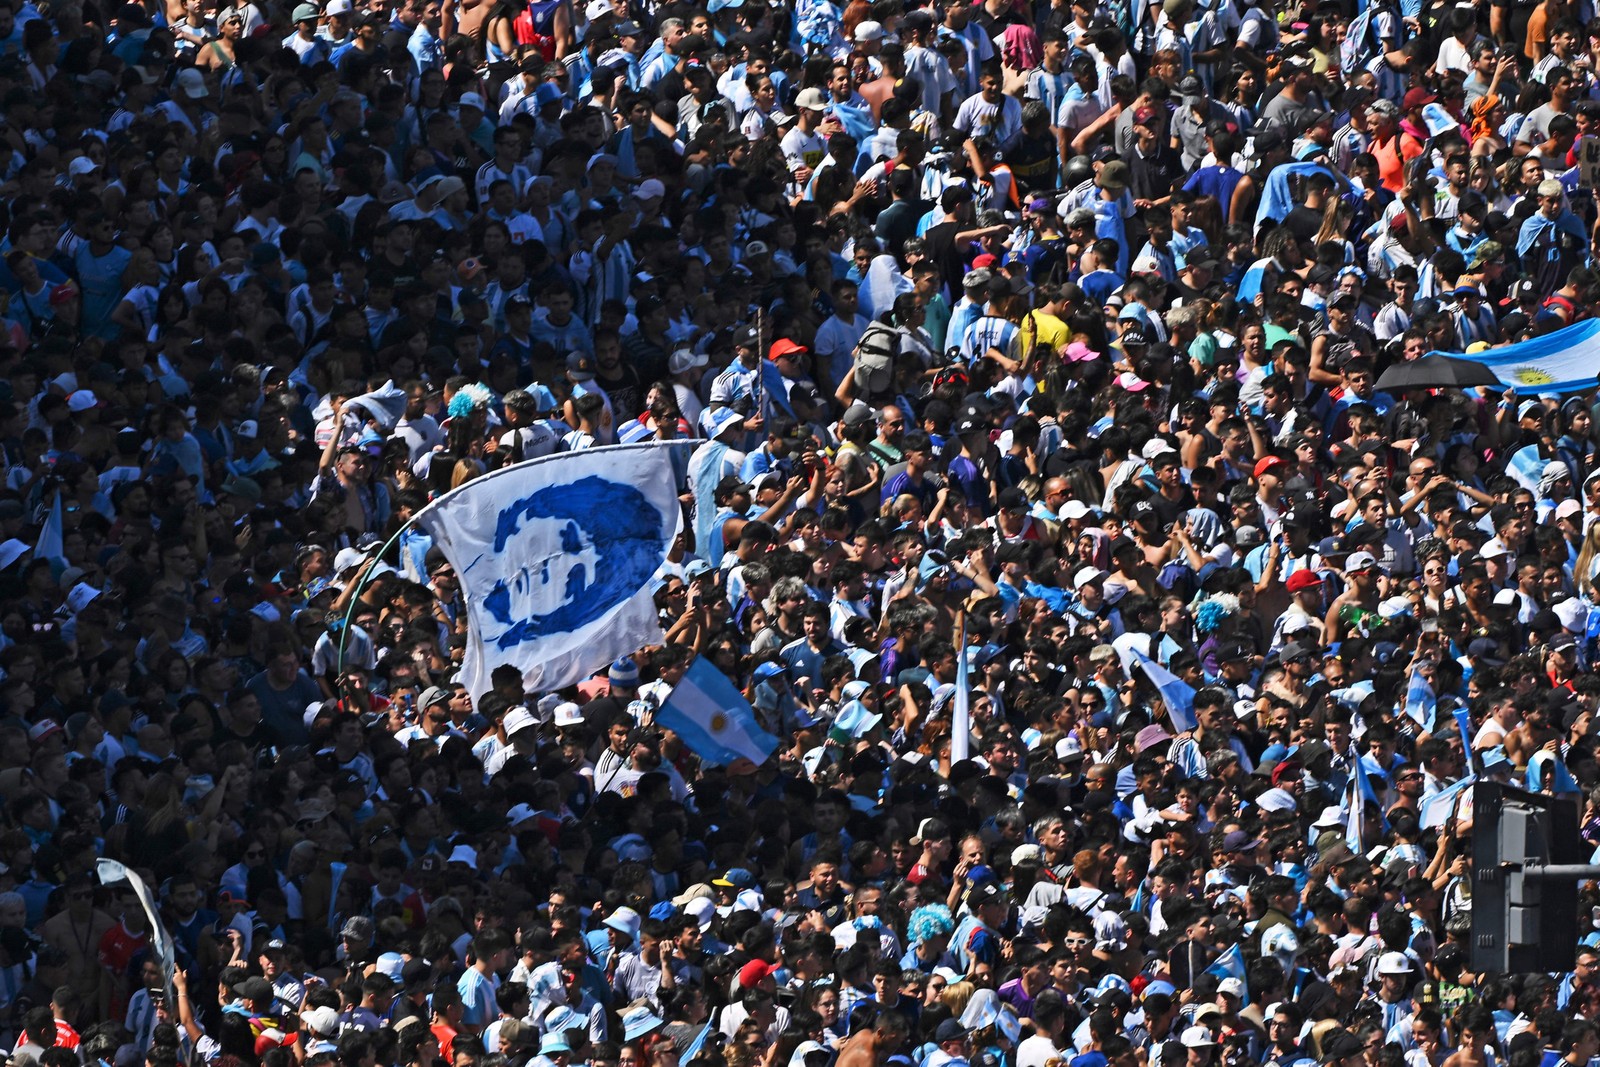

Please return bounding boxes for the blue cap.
[831,699,881,739]
[534,82,564,106]
[610,657,640,686]
[649,901,678,921]
[527,383,559,412]
[712,868,756,889]
[707,406,746,437]
[752,661,788,683]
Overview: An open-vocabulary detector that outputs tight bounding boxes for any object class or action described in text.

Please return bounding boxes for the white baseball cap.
[1376,951,1414,975]
[1343,550,1379,573]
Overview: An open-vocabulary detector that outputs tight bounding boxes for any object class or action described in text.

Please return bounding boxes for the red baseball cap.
[738,960,777,989]
[1253,455,1288,479]
[1285,570,1323,593]
[1402,87,1436,112]
[768,338,808,362]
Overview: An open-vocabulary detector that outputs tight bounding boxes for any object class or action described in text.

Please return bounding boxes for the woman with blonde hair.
[1573,518,1600,593]
[450,458,485,489]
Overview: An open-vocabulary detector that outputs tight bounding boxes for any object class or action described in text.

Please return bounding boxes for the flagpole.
[334,439,699,676]
[951,614,971,763]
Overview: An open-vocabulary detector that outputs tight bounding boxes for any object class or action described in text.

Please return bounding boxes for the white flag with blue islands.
[1445,318,1600,394]
[415,443,684,698]
[656,656,780,767]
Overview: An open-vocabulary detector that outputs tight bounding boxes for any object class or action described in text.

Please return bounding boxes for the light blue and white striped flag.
[1420,776,1474,829]
[952,618,972,762]
[1506,444,1546,492]
[34,491,64,574]
[656,656,780,767]
[1236,256,1275,305]
[1206,943,1249,1003]
[1346,743,1365,853]
[1402,669,1433,728]
[1447,317,1600,394]
[1131,647,1196,731]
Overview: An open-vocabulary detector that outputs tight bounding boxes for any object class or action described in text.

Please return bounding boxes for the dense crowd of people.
[6,0,1600,1066]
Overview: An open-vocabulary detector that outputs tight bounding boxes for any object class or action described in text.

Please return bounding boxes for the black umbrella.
[1374,353,1505,392]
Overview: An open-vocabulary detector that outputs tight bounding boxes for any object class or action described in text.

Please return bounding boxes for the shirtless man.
[1505,699,1561,770]
[835,1007,909,1067]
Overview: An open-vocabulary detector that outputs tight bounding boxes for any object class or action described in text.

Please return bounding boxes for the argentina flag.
[1420,775,1473,829]
[1206,943,1248,1001]
[1506,444,1547,493]
[1131,647,1196,731]
[1447,318,1600,394]
[415,443,685,697]
[656,656,780,767]
[1402,669,1433,728]
[1236,257,1276,306]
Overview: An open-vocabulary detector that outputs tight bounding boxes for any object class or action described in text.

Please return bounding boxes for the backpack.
[1340,1,1387,77]
[855,321,900,393]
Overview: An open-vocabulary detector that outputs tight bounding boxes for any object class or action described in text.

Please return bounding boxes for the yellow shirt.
[1013,310,1070,359]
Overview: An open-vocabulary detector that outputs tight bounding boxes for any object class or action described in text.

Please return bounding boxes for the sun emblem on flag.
[709,712,728,733]
[1511,367,1556,386]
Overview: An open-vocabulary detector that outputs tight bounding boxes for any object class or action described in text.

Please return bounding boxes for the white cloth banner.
[415,443,685,697]
[97,859,176,998]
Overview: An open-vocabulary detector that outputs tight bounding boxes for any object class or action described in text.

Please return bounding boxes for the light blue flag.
[1256,162,1350,229]
[1236,257,1274,305]
[1350,777,1363,851]
[827,102,877,158]
[1206,943,1249,1004]
[1131,648,1196,731]
[1421,102,1459,136]
[1402,670,1433,728]
[952,618,971,762]
[1526,750,1582,794]
[656,656,780,767]
[33,491,64,574]
[328,861,346,929]
[682,1023,713,1061]
[414,443,686,698]
[1506,444,1546,492]
[1420,776,1474,829]
[1355,752,1390,833]
[1346,743,1364,854]
[1444,318,1600,394]
[1452,705,1475,766]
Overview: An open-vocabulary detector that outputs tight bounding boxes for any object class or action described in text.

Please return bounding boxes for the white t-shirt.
[1017,1035,1065,1067]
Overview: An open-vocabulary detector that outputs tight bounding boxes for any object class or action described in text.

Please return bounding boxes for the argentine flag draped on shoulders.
[689,409,748,567]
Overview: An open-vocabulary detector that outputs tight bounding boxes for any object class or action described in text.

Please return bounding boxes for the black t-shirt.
[1148,487,1195,530]
[923,220,967,295]
[1282,204,1323,244]
[596,362,644,420]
